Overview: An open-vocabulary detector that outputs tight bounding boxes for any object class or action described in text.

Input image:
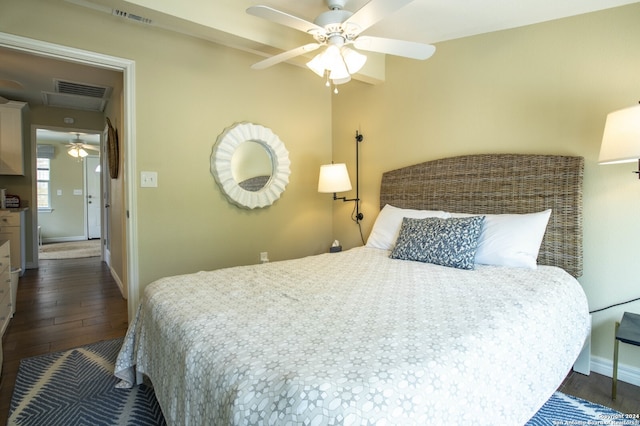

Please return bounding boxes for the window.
[37,158,52,212]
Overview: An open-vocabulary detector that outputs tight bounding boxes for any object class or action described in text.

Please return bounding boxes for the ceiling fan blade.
[247,5,325,34]
[82,144,100,151]
[251,43,322,70]
[343,0,414,35]
[354,36,435,60]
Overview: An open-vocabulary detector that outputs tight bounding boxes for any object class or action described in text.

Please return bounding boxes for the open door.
[85,155,101,240]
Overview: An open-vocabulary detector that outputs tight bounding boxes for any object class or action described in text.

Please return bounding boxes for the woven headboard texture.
[380,154,584,277]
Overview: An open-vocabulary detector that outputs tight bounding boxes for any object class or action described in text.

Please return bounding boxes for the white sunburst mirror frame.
[211,122,291,209]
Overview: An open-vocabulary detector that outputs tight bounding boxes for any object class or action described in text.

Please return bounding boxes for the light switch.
[57,189,62,196]
[73,189,83,195]
[141,171,158,188]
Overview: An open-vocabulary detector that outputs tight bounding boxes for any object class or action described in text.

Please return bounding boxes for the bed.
[115,153,590,425]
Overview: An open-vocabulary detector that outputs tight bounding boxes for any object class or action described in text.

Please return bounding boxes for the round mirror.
[211,122,290,209]
[232,141,272,192]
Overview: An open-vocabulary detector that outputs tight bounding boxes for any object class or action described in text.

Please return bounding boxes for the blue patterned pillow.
[389,216,485,269]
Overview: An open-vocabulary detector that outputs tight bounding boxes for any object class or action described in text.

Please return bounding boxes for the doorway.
[36,128,103,247]
[0,32,139,321]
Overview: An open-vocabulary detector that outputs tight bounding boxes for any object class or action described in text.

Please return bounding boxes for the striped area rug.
[9,338,165,426]
[9,337,637,425]
[528,392,640,426]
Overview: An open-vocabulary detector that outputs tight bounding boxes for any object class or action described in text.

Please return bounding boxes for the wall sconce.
[599,102,640,177]
[318,131,364,222]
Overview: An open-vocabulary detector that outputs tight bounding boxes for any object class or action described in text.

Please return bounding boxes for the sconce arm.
[332,194,364,221]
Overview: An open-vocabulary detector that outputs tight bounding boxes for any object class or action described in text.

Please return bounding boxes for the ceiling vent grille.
[112,9,153,25]
[55,79,110,99]
[41,79,113,112]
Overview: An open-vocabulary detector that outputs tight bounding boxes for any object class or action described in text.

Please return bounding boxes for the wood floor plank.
[0,256,128,425]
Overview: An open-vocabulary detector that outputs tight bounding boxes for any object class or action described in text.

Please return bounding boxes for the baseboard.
[104,248,128,300]
[42,236,87,244]
[590,355,640,387]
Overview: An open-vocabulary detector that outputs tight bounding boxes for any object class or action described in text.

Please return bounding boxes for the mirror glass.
[211,122,290,209]
[231,140,273,192]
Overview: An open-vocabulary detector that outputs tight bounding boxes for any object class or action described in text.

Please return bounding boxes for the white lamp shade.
[318,163,352,193]
[599,104,640,164]
[306,53,326,77]
[341,47,367,74]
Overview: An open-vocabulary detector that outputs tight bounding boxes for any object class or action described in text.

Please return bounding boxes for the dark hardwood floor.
[561,370,640,414]
[0,256,128,424]
[0,256,639,423]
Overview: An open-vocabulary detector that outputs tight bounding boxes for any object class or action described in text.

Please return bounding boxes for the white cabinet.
[0,210,25,274]
[0,240,11,334]
[0,101,27,175]
[0,239,10,378]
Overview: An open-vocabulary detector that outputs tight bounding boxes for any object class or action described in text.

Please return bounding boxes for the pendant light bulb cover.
[329,60,350,81]
[306,53,326,77]
[341,47,367,74]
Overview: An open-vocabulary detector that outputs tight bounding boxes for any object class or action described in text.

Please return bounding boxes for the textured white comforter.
[115,247,590,425]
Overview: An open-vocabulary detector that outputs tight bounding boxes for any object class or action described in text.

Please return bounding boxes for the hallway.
[0,257,128,423]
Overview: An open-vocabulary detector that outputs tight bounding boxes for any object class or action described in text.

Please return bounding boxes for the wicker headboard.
[380,154,584,277]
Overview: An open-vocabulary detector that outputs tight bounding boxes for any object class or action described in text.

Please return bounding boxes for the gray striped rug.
[9,338,165,426]
[9,337,635,425]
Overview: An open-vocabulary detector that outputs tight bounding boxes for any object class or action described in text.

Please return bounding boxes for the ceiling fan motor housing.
[315,9,353,30]
[326,0,348,10]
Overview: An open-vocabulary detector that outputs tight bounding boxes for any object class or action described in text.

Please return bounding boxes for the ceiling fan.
[247,0,436,92]
[66,134,99,158]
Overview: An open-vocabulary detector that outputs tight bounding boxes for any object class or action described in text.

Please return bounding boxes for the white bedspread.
[115,247,590,426]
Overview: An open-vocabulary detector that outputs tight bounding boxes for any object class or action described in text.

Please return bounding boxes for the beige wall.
[333,4,640,371]
[0,0,333,289]
[36,144,87,239]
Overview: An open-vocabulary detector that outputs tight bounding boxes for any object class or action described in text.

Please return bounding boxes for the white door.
[86,156,102,239]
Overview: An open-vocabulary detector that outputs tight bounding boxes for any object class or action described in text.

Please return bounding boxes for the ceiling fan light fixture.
[329,63,350,81]
[332,76,351,85]
[306,53,327,77]
[68,144,89,158]
[341,47,367,74]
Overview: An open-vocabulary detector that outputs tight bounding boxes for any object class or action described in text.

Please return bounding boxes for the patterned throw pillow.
[389,216,485,270]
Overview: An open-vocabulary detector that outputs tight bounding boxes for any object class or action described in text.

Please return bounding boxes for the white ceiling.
[1,0,638,110]
[120,0,640,45]
[37,129,100,145]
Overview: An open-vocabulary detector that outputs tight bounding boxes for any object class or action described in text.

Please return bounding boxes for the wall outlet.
[260,252,269,263]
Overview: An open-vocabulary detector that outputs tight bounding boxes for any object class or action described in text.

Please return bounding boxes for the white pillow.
[449,209,552,269]
[366,204,449,250]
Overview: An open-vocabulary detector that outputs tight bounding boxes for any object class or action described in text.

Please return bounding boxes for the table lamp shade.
[599,104,640,165]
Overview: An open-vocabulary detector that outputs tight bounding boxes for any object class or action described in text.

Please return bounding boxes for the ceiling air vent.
[56,79,111,99]
[112,9,153,25]
[42,79,112,112]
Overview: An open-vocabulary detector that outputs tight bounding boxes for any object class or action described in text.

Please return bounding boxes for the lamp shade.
[341,47,367,74]
[318,163,352,193]
[599,104,640,164]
